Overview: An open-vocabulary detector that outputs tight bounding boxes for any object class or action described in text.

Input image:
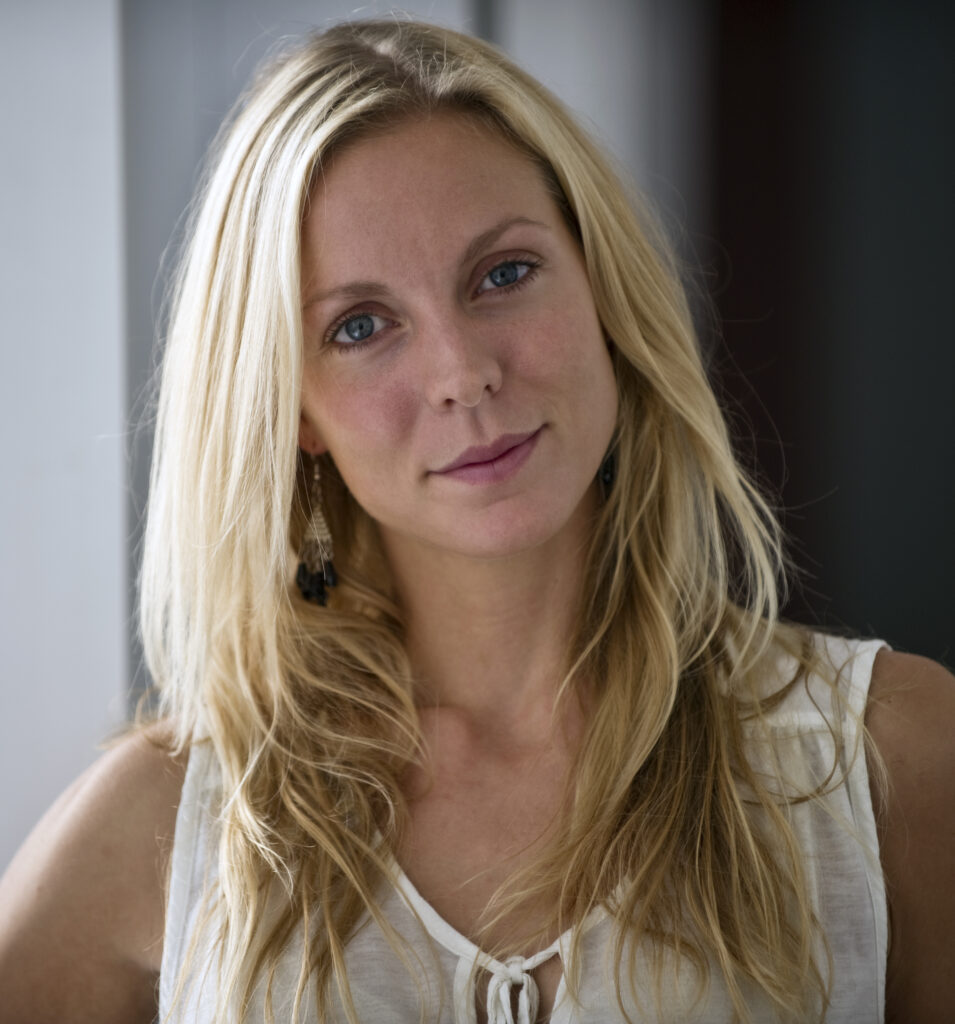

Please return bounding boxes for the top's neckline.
[387,856,607,973]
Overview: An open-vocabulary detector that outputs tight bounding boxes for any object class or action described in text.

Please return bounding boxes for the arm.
[0,725,186,1024]
[866,649,955,1024]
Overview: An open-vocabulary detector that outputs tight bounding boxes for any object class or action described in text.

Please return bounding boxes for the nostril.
[427,347,502,409]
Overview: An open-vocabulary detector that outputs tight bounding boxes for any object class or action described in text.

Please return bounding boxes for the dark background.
[709,0,953,660]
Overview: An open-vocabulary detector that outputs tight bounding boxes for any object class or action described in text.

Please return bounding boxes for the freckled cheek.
[310,374,419,466]
[322,380,422,522]
[505,309,608,385]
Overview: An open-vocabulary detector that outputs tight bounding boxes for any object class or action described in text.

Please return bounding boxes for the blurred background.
[2,0,952,870]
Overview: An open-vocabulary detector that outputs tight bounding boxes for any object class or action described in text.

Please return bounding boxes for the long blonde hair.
[143,18,831,1023]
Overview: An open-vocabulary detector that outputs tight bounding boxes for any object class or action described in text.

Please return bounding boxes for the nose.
[422,316,503,409]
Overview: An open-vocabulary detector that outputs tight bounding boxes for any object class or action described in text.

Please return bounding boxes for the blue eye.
[489,263,521,286]
[343,315,374,341]
[331,312,388,346]
[477,259,537,295]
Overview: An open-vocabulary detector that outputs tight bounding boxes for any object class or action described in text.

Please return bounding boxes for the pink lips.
[433,428,542,484]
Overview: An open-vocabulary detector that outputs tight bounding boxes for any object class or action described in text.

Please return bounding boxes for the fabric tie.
[484,956,540,1024]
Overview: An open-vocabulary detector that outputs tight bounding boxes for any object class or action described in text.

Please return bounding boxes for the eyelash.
[324,312,392,353]
[323,257,543,353]
[477,256,542,297]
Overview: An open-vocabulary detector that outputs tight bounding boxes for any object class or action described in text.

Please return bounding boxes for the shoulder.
[0,722,189,1024]
[866,650,955,816]
[865,650,955,1024]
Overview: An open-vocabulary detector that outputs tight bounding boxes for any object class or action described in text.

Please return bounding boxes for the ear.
[298,411,327,456]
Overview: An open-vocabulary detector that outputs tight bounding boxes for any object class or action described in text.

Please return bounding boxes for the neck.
[381,501,595,743]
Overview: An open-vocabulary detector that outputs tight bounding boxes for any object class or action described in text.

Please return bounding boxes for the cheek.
[540,306,618,446]
[510,302,610,392]
[305,364,418,467]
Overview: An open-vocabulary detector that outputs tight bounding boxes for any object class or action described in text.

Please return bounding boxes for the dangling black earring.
[296,457,337,605]
[598,449,616,498]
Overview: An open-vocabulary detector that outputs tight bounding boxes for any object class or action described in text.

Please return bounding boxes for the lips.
[433,430,541,474]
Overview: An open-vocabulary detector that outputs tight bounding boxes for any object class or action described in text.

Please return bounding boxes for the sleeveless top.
[159,635,888,1023]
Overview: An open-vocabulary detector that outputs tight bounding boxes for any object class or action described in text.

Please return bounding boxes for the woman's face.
[299,112,618,564]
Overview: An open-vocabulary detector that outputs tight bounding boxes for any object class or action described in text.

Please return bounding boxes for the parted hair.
[143,17,834,1023]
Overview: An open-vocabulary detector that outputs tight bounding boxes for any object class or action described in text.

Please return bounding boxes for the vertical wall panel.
[0,0,126,870]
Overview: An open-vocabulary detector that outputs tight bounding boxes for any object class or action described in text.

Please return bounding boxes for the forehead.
[301,112,560,274]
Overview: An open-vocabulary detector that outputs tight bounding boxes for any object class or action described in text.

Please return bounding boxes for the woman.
[0,18,951,1024]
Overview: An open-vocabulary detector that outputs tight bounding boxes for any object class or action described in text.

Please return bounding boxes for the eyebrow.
[301,215,551,310]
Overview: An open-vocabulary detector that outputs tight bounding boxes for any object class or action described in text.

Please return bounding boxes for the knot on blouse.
[484,956,540,1024]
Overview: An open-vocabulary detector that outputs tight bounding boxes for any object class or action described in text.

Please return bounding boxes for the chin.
[442,500,592,563]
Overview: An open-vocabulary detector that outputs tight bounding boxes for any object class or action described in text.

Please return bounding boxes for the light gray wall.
[0,0,126,870]
[495,0,714,244]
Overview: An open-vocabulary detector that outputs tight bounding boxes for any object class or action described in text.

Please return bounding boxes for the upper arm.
[866,649,955,1024]
[0,724,187,1024]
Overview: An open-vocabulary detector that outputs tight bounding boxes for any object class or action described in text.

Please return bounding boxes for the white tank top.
[160,636,887,1023]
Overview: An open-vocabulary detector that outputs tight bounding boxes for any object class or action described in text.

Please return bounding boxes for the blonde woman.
[1,19,952,1024]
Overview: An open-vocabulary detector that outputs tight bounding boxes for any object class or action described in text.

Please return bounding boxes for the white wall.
[0,0,126,870]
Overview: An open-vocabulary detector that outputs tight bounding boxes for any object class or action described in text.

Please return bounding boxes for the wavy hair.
[142,18,832,1023]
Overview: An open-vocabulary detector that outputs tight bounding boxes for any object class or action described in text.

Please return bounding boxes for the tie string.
[483,956,541,1024]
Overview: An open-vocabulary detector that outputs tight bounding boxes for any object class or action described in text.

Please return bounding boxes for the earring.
[598,448,616,496]
[296,458,337,605]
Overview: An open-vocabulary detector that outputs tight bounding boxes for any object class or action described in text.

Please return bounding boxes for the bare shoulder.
[0,722,189,1024]
[865,649,955,1024]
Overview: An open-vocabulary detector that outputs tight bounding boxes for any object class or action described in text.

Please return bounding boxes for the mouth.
[432,428,543,483]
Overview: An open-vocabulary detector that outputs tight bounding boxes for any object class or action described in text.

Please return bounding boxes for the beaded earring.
[296,458,337,605]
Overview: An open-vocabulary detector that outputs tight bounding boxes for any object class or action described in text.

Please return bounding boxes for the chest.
[396,738,574,1020]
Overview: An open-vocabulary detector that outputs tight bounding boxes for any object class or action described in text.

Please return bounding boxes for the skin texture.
[867,649,955,1023]
[0,725,185,1024]
[298,113,619,568]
